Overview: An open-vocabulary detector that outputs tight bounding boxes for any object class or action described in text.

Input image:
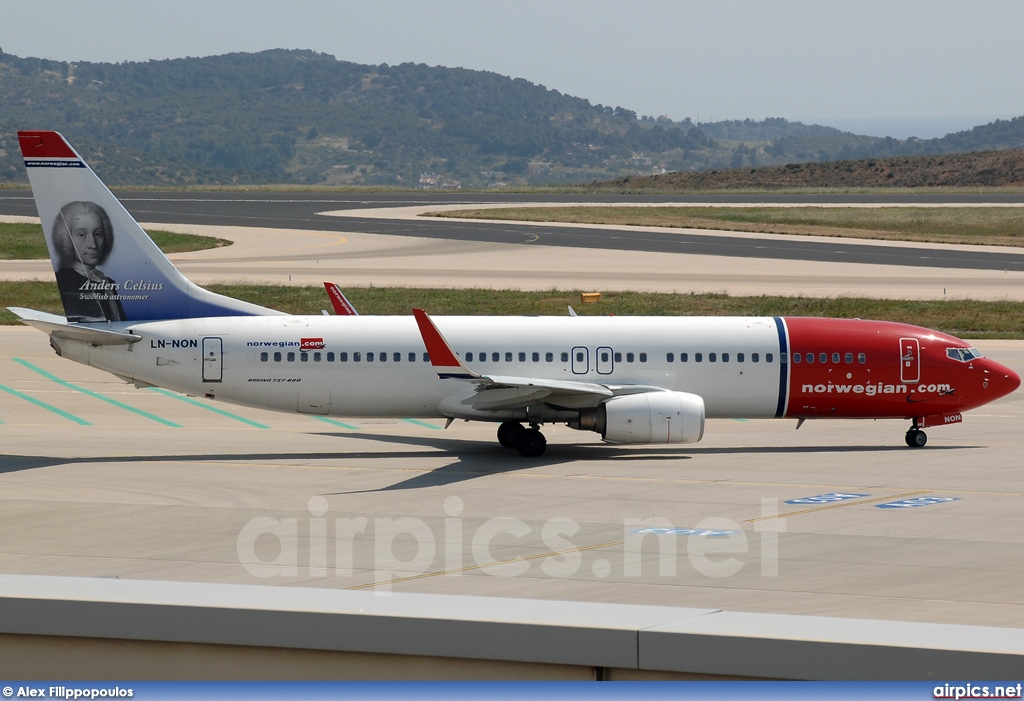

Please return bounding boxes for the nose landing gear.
[497,421,547,457]
[905,421,928,448]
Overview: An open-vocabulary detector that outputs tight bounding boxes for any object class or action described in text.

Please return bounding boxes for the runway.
[2,326,1023,628]
[4,190,1024,273]
[2,190,1024,632]
[4,211,1024,300]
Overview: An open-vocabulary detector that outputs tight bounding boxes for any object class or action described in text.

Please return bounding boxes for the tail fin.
[323,282,359,315]
[17,131,282,323]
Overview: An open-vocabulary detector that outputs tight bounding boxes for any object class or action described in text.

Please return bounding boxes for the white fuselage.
[64,315,788,421]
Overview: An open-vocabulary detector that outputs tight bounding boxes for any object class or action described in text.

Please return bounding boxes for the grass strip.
[2,282,1021,339]
[428,206,1024,247]
[0,222,231,260]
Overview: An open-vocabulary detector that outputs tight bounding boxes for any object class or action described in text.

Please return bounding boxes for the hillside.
[2,49,1024,188]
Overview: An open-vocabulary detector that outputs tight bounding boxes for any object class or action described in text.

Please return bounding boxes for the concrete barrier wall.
[1,575,1022,680]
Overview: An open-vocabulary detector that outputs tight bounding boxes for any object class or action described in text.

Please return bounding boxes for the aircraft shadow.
[2,431,980,487]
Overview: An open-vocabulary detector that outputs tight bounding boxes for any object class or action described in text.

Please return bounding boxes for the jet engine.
[569,391,705,444]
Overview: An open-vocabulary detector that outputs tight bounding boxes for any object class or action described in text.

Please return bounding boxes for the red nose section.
[986,359,1021,401]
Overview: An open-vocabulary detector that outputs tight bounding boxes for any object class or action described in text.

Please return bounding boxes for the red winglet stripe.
[18,131,77,159]
[412,309,461,367]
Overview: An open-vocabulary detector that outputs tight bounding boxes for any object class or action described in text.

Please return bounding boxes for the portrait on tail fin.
[52,201,125,322]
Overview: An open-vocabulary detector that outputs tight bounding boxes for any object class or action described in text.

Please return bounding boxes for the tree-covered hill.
[1,49,1023,188]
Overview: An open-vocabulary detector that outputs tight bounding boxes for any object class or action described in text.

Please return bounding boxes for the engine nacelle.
[570,391,705,444]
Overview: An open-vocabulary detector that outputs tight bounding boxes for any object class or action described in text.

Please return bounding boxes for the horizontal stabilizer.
[7,307,141,345]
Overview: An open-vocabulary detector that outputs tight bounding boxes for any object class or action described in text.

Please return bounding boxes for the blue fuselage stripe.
[773,316,789,418]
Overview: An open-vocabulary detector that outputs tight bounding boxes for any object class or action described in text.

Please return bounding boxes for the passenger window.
[260,352,268,362]
[479,352,486,361]
[709,352,716,363]
[695,352,702,362]
[752,353,759,363]
[314,352,321,362]
[780,353,787,364]
[767,353,774,363]
[666,353,674,362]
[792,353,800,363]
[367,352,375,362]
[737,352,744,362]
[409,352,416,362]
[519,352,526,362]
[380,352,387,363]
[340,352,348,362]
[505,352,513,362]
[845,353,853,364]
[273,352,282,362]
[626,352,635,362]
[639,353,647,362]
[722,352,729,362]
[466,352,474,361]
[819,353,827,364]
[805,353,813,364]
[287,352,295,362]
[353,352,361,362]
[300,352,308,362]
[492,352,500,362]
[393,353,401,362]
[858,352,866,364]
[423,353,430,362]
[532,352,539,362]
[832,353,840,364]
[601,351,609,362]
[327,352,335,362]
[680,352,688,362]
[561,352,569,362]
[614,352,622,362]
[576,351,584,362]
[546,352,553,362]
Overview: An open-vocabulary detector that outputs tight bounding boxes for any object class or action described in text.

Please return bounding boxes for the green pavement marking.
[313,416,360,430]
[12,358,182,428]
[402,418,443,430]
[0,383,92,425]
[146,387,271,429]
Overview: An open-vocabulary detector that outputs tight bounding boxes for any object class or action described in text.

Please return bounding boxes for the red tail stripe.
[18,131,77,159]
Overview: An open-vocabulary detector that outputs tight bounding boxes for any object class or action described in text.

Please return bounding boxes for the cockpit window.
[946,347,984,362]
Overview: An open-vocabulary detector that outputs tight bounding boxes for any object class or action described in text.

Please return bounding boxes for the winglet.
[412,309,478,380]
[323,282,359,316]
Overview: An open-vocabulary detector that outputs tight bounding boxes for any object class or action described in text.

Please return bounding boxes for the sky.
[3,0,1023,139]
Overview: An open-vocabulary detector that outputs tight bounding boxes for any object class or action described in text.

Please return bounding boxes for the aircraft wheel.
[515,428,547,458]
[497,422,523,449]
[905,429,927,448]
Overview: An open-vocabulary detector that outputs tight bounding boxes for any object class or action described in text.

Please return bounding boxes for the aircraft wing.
[8,307,142,345]
[412,308,619,413]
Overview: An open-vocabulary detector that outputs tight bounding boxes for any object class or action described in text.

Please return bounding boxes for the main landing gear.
[497,421,547,458]
[905,421,928,448]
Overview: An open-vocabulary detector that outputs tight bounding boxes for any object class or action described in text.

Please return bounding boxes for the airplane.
[8,130,1021,457]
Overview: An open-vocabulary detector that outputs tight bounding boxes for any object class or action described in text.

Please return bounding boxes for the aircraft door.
[571,346,589,374]
[596,346,614,374]
[202,337,223,382]
[900,337,920,383]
